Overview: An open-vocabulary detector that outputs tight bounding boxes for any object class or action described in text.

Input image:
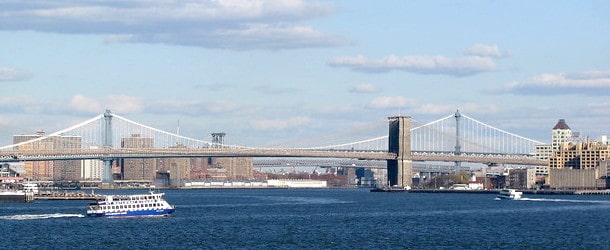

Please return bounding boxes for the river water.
[1,188,609,249]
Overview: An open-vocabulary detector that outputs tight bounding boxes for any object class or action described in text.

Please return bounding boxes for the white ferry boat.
[86,191,175,218]
[496,189,523,200]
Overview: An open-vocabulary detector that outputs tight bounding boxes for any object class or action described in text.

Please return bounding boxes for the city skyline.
[1,1,609,147]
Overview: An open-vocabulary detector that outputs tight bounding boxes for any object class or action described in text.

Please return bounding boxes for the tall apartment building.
[13,132,53,180]
[551,119,572,151]
[13,131,82,181]
[82,146,103,180]
[120,134,156,180]
[534,119,573,176]
[52,135,82,180]
[534,144,552,175]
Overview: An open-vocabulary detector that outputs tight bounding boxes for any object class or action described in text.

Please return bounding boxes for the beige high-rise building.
[120,134,156,180]
[13,131,82,181]
[52,135,82,181]
[548,141,610,189]
[549,142,610,170]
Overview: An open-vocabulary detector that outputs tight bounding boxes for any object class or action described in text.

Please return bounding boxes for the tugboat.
[86,191,175,218]
[496,189,523,200]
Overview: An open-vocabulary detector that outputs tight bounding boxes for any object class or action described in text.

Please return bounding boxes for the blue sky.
[1,0,609,147]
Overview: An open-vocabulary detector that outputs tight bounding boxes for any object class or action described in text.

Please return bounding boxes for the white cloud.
[349,83,379,93]
[491,70,610,96]
[369,96,417,109]
[69,94,103,114]
[466,44,509,58]
[1,93,249,118]
[105,95,145,113]
[329,54,498,77]
[586,102,610,116]
[0,0,345,50]
[251,116,312,130]
[69,94,144,114]
[203,101,241,113]
[0,67,31,81]
[415,103,500,115]
[0,95,43,113]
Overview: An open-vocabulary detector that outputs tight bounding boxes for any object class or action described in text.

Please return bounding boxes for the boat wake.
[0,213,85,220]
[518,197,610,204]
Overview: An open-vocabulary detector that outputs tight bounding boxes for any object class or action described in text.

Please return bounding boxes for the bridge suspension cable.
[0,111,546,161]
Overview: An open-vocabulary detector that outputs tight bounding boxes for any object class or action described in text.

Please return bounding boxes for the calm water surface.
[1,188,609,249]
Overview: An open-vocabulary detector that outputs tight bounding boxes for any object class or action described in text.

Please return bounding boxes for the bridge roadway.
[0,148,547,166]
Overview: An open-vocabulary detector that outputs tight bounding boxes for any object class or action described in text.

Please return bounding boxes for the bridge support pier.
[387,116,412,188]
[102,109,114,183]
[102,159,113,183]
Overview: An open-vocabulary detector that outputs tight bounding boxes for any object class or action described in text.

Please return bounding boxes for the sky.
[1,0,609,147]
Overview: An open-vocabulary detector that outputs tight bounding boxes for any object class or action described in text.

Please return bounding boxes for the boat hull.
[495,196,519,200]
[87,208,175,218]
[496,189,522,200]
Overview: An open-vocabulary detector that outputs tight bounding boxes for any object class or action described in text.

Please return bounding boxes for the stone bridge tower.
[387,116,412,187]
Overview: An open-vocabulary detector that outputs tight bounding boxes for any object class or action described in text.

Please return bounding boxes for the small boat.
[86,191,175,218]
[496,189,523,200]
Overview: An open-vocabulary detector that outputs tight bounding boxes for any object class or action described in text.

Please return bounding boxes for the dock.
[35,192,104,200]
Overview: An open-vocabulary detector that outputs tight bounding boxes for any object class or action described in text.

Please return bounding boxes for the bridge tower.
[387,116,412,187]
[211,132,226,148]
[102,109,114,183]
[454,110,462,169]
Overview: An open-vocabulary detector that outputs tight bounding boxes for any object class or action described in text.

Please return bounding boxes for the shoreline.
[371,188,610,195]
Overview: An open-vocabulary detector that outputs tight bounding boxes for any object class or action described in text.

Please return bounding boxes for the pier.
[35,192,103,200]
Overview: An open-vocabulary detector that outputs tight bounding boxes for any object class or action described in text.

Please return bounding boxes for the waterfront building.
[51,135,82,181]
[81,146,103,180]
[120,134,156,180]
[0,163,22,179]
[534,144,552,175]
[534,119,574,176]
[597,159,610,188]
[214,157,253,180]
[13,132,82,181]
[506,168,536,189]
[548,141,610,189]
[13,132,53,180]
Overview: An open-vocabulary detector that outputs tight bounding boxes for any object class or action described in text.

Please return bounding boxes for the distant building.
[13,131,53,180]
[506,168,536,189]
[51,135,82,181]
[548,141,610,189]
[81,146,103,180]
[120,134,156,180]
[13,131,82,181]
[534,144,552,176]
[534,119,574,176]
[214,157,253,180]
[597,159,610,189]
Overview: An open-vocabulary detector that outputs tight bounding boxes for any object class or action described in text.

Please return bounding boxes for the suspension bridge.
[0,110,547,186]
